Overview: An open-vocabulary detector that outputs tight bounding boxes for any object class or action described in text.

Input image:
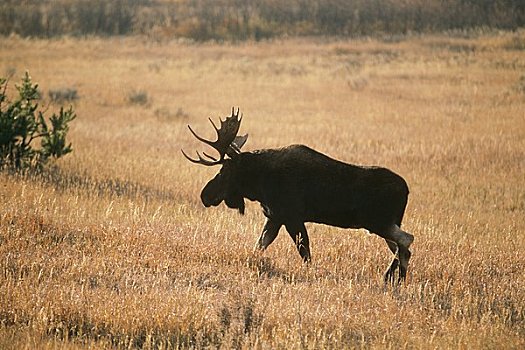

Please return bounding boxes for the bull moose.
[182,108,414,283]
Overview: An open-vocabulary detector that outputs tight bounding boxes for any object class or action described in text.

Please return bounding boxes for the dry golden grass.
[1,31,525,349]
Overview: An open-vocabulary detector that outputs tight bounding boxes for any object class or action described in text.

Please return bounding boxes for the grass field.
[1,31,525,349]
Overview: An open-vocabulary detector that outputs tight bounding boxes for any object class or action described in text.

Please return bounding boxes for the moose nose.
[200,194,211,207]
[201,192,221,207]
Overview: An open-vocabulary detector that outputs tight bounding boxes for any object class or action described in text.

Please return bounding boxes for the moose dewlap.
[182,107,414,283]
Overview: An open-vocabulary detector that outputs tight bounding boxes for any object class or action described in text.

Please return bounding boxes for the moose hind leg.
[254,219,282,251]
[388,224,414,282]
[285,222,311,262]
[383,240,400,284]
[398,245,412,282]
[377,224,413,283]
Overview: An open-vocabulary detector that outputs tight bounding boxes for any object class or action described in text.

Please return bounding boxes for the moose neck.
[233,151,268,203]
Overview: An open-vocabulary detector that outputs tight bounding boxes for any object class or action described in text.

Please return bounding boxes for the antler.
[182,107,246,166]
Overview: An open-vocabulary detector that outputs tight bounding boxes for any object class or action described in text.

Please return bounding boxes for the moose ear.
[226,134,248,158]
[232,134,248,150]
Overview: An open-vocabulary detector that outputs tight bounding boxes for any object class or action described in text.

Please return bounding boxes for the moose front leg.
[285,222,311,262]
[254,219,282,252]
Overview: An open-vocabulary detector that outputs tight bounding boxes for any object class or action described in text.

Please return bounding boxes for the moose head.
[182,107,249,214]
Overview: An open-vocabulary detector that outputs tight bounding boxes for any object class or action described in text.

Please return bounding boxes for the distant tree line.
[1,0,524,41]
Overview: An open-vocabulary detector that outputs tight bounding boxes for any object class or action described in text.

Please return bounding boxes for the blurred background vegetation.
[1,0,524,41]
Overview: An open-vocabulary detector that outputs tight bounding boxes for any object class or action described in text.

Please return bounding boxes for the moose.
[182,108,414,283]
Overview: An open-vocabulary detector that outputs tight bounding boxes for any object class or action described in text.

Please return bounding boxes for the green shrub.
[0,72,76,170]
